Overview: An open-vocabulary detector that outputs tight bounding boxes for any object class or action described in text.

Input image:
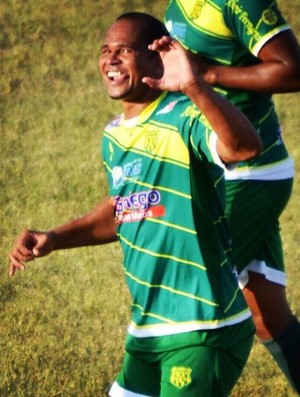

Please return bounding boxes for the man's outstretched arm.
[9,197,117,276]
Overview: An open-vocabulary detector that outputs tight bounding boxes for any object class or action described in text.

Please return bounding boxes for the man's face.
[99,19,159,102]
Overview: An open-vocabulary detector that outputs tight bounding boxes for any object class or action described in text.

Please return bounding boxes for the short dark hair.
[116,12,170,47]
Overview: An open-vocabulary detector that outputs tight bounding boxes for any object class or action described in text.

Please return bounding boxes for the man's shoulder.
[155,91,191,116]
[105,114,123,131]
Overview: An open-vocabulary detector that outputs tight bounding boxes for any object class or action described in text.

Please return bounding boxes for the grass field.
[1,1,299,396]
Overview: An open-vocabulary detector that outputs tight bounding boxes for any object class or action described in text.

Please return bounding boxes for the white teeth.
[107,71,121,78]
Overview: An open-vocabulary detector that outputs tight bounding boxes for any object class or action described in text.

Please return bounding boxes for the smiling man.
[100,15,166,105]
[9,12,262,397]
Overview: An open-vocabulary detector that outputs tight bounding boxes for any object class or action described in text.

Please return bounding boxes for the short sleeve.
[223,0,289,56]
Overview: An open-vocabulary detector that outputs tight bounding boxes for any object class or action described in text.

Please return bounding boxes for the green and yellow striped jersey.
[165,0,294,181]
[102,92,250,338]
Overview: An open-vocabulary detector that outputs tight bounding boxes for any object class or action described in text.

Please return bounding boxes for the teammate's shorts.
[225,178,293,289]
[108,318,254,397]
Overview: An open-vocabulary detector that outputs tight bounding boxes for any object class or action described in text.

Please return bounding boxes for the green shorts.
[225,179,293,288]
[108,318,254,397]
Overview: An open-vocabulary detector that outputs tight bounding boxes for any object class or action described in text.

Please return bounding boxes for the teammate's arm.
[201,30,300,93]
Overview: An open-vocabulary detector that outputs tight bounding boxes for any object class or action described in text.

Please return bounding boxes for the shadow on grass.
[0,283,17,303]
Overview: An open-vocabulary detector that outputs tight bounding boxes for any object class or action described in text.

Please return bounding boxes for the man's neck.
[122,90,162,119]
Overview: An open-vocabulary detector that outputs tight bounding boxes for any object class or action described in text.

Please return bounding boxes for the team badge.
[144,128,158,152]
[190,0,206,20]
[262,8,278,25]
[170,366,192,389]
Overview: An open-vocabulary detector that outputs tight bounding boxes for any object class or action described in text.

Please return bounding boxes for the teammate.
[8,13,263,397]
[164,0,300,392]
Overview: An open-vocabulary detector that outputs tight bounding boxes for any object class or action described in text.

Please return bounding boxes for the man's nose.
[107,51,120,64]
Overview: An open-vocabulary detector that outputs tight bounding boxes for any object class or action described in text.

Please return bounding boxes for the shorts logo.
[170,366,192,389]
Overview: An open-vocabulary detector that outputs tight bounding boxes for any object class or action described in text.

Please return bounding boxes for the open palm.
[143,36,198,92]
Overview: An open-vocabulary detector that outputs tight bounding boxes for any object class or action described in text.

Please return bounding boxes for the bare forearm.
[8,197,117,276]
[50,197,117,251]
[203,31,300,93]
[205,63,300,93]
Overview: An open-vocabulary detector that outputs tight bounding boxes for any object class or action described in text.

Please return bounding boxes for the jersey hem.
[127,311,252,338]
[224,157,294,181]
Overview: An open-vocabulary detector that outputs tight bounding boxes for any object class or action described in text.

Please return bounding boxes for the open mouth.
[107,70,123,81]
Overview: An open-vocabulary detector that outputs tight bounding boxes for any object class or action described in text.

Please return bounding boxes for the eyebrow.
[100,43,140,51]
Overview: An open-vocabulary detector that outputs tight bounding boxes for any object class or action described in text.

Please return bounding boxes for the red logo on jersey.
[112,190,166,224]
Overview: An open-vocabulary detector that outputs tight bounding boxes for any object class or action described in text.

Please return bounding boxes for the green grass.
[0,1,299,396]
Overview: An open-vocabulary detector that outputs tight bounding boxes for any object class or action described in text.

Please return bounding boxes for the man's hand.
[8,230,56,276]
[142,36,200,93]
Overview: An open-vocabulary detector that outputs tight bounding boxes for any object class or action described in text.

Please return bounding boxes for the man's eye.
[121,48,131,54]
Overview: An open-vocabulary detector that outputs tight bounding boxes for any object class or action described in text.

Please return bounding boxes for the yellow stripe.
[177,0,234,38]
[146,217,197,235]
[104,122,189,166]
[125,270,217,307]
[132,303,176,323]
[130,309,250,330]
[103,161,192,200]
[257,105,273,125]
[148,119,178,133]
[104,131,190,168]
[220,257,228,268]
[135,92,168,124]
[235,156,290,173]
[132,180,191,199]
[119,234,206,271]
[214,215,227,225]
[224,286,241,313]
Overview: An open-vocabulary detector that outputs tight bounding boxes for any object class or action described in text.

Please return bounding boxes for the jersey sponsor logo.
[165,20,187,42]
[262,9,278,25]
[112,159,142,188]
[115,205,165,224]
[170,366,192,389]
[112,190,165,224]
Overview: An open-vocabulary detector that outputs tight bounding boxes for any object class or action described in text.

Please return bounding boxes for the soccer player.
[164,0,300,392]
[9,13,263,396]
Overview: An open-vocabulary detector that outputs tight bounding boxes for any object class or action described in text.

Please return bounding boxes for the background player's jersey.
[165,0,294,181]
[102,92,250,339]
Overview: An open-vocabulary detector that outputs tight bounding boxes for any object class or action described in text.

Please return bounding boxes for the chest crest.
[144,127,159,153]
